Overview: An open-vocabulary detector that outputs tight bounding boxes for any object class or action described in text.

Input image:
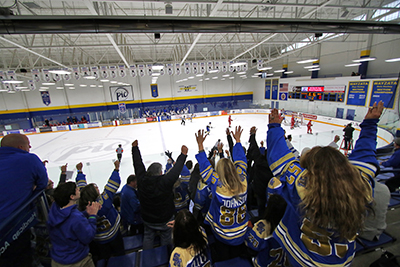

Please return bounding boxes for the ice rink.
[25,113,390,190]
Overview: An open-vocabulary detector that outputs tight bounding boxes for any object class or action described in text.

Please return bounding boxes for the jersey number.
[219,204,246,226]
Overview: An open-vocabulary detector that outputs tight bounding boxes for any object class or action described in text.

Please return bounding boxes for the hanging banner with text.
[265,79,271,99]
[346,81,369,106]
[110,85,134,102]
[369,80,398,109]
[151,84,158,98]
[279,83,288,101]
[177,84,198,94]
[271,79,279,100]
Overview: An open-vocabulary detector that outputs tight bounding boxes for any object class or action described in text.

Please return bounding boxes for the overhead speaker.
[155,33,161,39]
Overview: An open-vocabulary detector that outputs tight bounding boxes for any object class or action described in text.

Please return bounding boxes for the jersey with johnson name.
[266,119,378,267]
[195,142,248,246]
[76,171,121,244]
[245,220,289,267]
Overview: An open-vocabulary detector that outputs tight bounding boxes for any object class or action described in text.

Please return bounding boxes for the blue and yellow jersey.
[195,143,248,246]
[266,119,379,267]
[245,220,289,267]
[169,229,211,267]
[194,179,212,216]
[76,171,121,244]
[174,181,190,212]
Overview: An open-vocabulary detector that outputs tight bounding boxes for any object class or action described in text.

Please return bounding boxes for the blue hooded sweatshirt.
[47,203,97,265]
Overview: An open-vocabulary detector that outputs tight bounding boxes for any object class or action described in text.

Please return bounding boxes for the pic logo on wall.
[110,85,134,102]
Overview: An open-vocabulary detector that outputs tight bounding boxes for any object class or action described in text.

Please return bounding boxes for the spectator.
[381,137,400,192]
[195,126,248,262]
[0,133,48,267]
[77,160,124,263]
[285,134,300,158]
[359,180,390,241]
[244,194,287,267]
[343,123,355,149]
[44,118,50,127]
[47,182,101,267]
[120,174,143,235]
[328,135,341,149]
[132,140,188,250]
[266,102,383,266]
[45,163,69,205]
[169,210,211,267]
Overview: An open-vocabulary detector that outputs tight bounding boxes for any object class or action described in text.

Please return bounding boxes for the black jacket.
[132,146,187,223]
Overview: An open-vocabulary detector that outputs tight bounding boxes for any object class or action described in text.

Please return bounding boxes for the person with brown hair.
[195,126,248,262]
[266,101,383,267]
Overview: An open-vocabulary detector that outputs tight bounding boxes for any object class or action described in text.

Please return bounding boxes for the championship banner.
[73,67,80,80]
[31,69,40,82]
[257,59,263,70]
[271,78,279,100]
[242,62,248,71]
[279,83,288,101]
[81,66,90,77]
[369,80,398,109]
[346,81,369,106]
[110,85,134,102]
[41,91,51,106]
[28,80,36,91]
[4,83,12,93]
[160,68,165,76]
[118,103,127,114]
[138,65,145,77]
[177,84,198,94]
[6,70,16,82]
[185,63,191,74]
[222,62,227,73]
[91,66,99,79]
[147,64,153,76]
[64,68,71,81]
[265,79,271,99]
[0,70,4,81]
[101,66,109,79]
[109,66,117,79]
[42,69,51,82]
[229,61,235,72]
[53,73,61,82]
[200,62,205,74]
[167,64,173,75]
[207,61,213,73]
[130,65,137,78]
[215,62,220,72]
[151,84,158,98]
[192,62,198,74]
[175,63,181,75]
[119,65,126,77]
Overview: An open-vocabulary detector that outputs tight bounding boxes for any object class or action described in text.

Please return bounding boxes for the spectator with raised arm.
[195,126,248,262]
[132,140,188,250]
[266,102,383,267]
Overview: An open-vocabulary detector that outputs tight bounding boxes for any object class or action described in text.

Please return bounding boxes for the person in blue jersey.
[266,101,384,267]
[0,133,48,267]
[120,174,143,235]
[169,210,211,267]
[195,126,248,262]
[245,194,289,267]
[76,160,124,263]
[380,137,400,192]
[48,182,101,267]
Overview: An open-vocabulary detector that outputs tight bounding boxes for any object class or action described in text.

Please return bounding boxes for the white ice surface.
[27,114,389,191]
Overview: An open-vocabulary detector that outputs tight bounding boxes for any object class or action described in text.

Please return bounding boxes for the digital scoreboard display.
[301,86,324,92]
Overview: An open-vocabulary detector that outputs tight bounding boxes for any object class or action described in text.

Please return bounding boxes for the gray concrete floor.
[352,205,400,266]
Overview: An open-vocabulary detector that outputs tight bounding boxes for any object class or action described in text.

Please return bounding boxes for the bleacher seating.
[138,245,169,267]
[355,231,397,254]
[123,234,144,252]
[214,257,253,267]
[106,251,138,267]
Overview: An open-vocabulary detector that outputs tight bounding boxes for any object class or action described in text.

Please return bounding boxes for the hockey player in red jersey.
[291,115,295,129]
[307,120,313,134]
[228,115,233,127]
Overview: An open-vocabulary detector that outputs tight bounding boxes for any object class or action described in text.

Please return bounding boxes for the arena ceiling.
[0,0,399,73]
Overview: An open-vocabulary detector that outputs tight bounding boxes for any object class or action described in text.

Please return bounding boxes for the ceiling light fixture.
[3,80,23,84]
[304,65,320,69]
[385,57,400,62]
[69,87,75,90]
[308,68,320,71]
[296,59,318,64]
[49,69,71,75]
[152,64,164,70]
[196,74,204,77]
[274,69,285,73]
[345,63,362,67]
[42,82,55,85]
[284,71,294,74]
[236,71,246,75]
[229,77,234,79]
[64,83,74,86]
[258,67,273,71]
[56,87,64,89]
[352,57,376,62]
[100,79,109,82]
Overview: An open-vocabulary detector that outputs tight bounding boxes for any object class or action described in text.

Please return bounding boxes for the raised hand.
[76,162,83,171]
[165,150,173,159]
[269,109,284,124]
[86,201,102,216]
[181,145,188,155]
[226,128,231,136]
[195,129,207,151]
[250,126,257,135]
[114,159,120,170]
[365,101,384,120]
[231,126,243,143]
[61,163,68,173]
[217,142,224,153]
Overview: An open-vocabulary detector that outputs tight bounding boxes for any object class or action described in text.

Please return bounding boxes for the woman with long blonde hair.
[266,101,384,267]
[195,126,248,262]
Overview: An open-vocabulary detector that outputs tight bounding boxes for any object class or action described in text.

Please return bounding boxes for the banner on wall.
[229,61,235,72]
[185,63,191,74]
[215,61,220,72]
[346,81,369,106]
[177,84,198,94]
[271,79,279,100]
[151,84,158,98]
[110,85,134,102]
[109,66,117,79]
[119,65,126,78]
[28,80,36,91]
[41,91,51,106]
[130,65,137,78]
[192,62,198,74]
[118,103,127,114]
[175,63,181,75]
[369,80,398,109]
[279,83,288,101]
[53,73,61,82]
[91,66,99,79]
[265,79,271,99]
[147,64,153,76]
[200,62,205,74]
[138,65,145,77]
[0,70,5,81]
[73,67,80,80]
[167,64,173,75]
[101,66,109,79]
[42,69,51,82]
[222,62,227,73]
